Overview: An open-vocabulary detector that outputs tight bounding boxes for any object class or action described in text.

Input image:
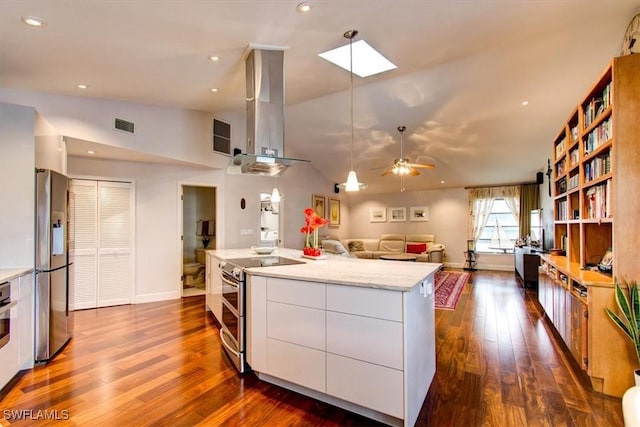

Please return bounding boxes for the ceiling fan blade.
[408,162,436,169]
[381,167,395,176]
[409,168,421,176]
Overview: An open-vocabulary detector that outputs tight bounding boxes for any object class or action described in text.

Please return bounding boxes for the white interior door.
[97,182,132,307]
[70,179,133,309]
[69,180,97,310]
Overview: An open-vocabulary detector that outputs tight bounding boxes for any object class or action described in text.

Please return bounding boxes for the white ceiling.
[1,0,638,194]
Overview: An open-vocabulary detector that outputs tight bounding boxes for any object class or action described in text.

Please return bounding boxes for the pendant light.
[271,177,282,202]
[338,30,367,192]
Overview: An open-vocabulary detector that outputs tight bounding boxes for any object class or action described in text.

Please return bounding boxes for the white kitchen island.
[207,248,439,427]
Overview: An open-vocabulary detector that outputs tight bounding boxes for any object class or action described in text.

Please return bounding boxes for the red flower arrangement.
[301,208,329,257]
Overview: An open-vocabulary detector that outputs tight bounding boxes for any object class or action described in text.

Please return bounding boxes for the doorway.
[260,193,281,247]
[182,185,216,297]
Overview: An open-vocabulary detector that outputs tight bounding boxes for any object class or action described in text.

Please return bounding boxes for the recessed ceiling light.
[208,55,219,62]
[77,84,88,89]
[319,39,396,78]
[87,150,95,155]
[440,181,445,184]
[21,16,45,27]
[210,88,219,93]
[296,2,311,13]
[521,101,529,106]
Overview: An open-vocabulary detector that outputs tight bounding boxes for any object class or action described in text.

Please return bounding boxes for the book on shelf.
[556,200,568,221]
[584,180,611,219]
[568,174,579,190]
[584,118,611,155]
[555,137,566,159]
[570,148,579,166]
[583,82,612,127]
[570,125,579,142]
[584,153,611,182]
[556,177,567,194]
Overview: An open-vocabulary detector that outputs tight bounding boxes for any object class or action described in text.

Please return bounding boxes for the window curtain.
[468,186,521,245]
[519,183,540,237]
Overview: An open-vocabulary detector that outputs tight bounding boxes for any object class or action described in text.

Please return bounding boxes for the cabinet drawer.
[267,338,325,393]
[267,302,325,350]
[327,353,403,418]
[267,278,325,309]
[326,284,402,321]
[327,311,402,369]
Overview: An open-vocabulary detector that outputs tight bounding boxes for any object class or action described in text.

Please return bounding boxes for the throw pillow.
[406,243,427,254]
[348,240,366,252]
[322,239,348,254]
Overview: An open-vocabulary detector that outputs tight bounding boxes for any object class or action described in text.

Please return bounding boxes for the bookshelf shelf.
[544,54,640,398]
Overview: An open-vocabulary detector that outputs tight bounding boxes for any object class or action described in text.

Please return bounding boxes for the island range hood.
[226,48,309,176]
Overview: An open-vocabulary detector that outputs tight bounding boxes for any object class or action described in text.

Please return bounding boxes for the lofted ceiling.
[1,0,638,194]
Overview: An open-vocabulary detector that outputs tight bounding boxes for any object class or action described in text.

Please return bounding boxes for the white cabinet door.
[327,353,403,418]
[327,284,402,321]
[267,338,326,393]
[206,254,222,324]
[0,280,20,388]
[18,272,34,369]
[327,311,403,369]
[267,278,325,309]
[267,301,325,350]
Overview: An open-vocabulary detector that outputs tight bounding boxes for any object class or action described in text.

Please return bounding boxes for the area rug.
[434,271,470,310]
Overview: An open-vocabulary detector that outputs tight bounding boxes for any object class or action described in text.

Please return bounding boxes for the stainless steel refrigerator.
[35,168,74,362]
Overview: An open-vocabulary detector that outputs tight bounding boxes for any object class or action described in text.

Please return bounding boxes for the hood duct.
[227,48,309,176]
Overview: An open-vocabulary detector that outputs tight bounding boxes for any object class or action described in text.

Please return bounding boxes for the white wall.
[0,88,229,170]
[347,187,514,270]
[0,103,35,269]
[223,161,340,250]
[67,156,226,303]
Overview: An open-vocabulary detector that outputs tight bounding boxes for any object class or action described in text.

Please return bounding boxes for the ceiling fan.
[381,126,435,177]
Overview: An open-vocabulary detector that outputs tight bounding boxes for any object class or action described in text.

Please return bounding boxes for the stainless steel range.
[218,256,304,373]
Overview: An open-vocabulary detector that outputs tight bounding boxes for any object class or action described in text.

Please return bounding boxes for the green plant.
[605,278,640,367]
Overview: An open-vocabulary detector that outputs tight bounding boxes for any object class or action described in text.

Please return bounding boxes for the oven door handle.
[220,274,240,289]
[0,300,17,315]
[220,329,240,357]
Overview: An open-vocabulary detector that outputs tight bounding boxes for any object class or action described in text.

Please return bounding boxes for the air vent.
[114,118,135,134]
[213,118,231,154]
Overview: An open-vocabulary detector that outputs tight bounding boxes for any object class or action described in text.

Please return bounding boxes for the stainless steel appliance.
[219,256,304,373]
[226,48,309,177]
[0,281,16,350]
[35,169,74,362]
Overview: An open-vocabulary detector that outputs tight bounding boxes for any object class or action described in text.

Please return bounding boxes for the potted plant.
[605,278,640,386]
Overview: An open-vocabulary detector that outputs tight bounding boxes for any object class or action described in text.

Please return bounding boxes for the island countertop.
[208,248,440,292]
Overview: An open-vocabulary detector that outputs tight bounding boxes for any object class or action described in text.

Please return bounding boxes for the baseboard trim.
[135,291,180,304]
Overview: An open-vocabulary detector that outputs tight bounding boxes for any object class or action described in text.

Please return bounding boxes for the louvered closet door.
[69,180,98,310]
[97,181,132,307]
[70,179,132,309]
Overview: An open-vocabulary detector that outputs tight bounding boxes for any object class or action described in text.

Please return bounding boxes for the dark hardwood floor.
[0,270,624,426]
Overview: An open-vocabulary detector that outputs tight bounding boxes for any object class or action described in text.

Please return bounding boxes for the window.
[468,186,520,254]
[475,199,519,253]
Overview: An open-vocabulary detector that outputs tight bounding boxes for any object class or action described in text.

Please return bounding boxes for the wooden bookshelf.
[546,54,640,397]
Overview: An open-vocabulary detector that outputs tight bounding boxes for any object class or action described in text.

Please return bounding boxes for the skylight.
[318,40,396,78]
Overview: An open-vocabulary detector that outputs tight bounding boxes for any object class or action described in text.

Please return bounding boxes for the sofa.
[322,234,445,263]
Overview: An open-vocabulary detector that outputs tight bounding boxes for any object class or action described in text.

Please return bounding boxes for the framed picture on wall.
[389,207,407,222]
[329,198,340,227]
[409,206,429,222]
[369,207,387,222]
[312,194,326,218]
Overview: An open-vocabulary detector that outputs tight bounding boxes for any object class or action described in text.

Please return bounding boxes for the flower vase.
[303,246,321,257]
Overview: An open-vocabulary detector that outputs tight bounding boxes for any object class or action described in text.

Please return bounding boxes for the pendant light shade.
[337,29,367,192]
[270,187,281,202]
